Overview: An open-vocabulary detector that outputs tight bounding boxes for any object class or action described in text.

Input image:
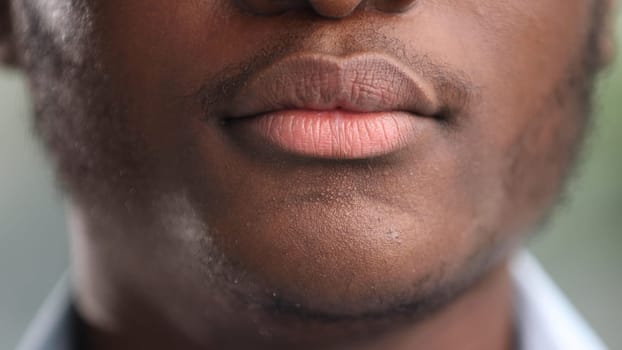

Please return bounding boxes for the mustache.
[192,26,476,122]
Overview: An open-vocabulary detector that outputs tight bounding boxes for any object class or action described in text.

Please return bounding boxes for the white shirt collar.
[511,251,608,350]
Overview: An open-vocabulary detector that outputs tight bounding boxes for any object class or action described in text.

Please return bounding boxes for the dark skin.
[0,0,617,349]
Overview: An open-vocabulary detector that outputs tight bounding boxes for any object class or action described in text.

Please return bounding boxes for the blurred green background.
[1,14,621,350]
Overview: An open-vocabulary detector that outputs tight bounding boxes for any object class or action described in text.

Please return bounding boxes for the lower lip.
[231,110,419,159]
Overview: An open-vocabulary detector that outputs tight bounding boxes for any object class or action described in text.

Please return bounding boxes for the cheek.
[387,0,592,234]
[92,1,235,156]
[472,2,591,227]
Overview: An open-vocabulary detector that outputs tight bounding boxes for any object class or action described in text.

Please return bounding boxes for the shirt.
[15,251,609,350]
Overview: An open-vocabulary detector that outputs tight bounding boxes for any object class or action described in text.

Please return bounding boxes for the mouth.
[222,53,442,160]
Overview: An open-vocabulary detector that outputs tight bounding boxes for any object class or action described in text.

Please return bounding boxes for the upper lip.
[226,53,440,119]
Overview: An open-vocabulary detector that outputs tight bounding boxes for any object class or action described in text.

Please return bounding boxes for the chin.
[191,194,501,321]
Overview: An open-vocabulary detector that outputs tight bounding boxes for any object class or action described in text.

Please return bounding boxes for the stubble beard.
[13,0,608,344]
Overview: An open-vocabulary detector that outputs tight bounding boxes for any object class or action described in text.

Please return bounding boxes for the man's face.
[10,0,611,344]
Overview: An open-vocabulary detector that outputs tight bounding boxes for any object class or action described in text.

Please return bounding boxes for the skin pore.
[0,0,616,349]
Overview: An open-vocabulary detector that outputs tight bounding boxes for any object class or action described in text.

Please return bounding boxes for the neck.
[68,205,516,350]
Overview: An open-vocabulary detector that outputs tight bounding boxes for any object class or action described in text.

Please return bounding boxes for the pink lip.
[236,109,418,159]
[224,53,439,159]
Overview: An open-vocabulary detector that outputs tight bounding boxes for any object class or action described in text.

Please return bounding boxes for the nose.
[236,0,417,18]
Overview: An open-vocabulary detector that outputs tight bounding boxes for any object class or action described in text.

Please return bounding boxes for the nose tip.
[235,0,418,18]
[308,0,362,18]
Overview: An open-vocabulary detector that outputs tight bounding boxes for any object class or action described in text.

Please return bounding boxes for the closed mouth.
[220,53,442,160]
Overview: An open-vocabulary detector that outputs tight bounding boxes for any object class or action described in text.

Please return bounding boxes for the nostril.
[234,0,307,16]
[234,0,416,18]
[374,0,418,13]
[308,0,364,18]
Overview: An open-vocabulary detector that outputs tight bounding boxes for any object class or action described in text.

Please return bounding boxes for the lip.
[224,53,440,159]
